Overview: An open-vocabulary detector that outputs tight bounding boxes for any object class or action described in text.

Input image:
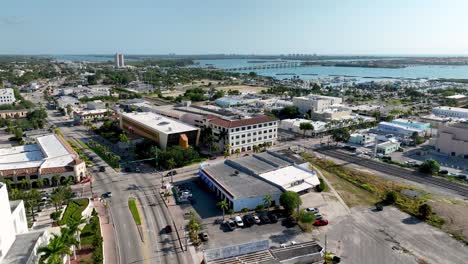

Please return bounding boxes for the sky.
[1,0,468,55]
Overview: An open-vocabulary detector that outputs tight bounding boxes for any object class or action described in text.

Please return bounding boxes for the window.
[253,132,256,135]
[269,129,272,132]
[258,137,262,141]
[258,124,262,128]
[236,142,240,145]
[269,122,273,126]
[264,130,267,134]
[242,140,245,144]
[236,128,240,132]
[253,125,257,128]
[236,135,240,139]
[241,127,246,131]
[247,139,251,143]
[269,135,272,138]
[264,136,267,139]
[253,138,257,142]
[241,134,245,138]
[247,133,251,136]
[258,131,262,134]
[231,136,234,140]
[231,129,234,132]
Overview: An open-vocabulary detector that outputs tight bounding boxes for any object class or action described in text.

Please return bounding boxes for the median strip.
[128,198,141,225]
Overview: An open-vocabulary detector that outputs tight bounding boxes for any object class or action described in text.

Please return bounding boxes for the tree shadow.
[402,216,422,225]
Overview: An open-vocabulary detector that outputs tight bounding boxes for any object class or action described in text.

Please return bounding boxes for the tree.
[279,191,302,215]
[419,159,440,175]
[20,178,30,189]
[331,127,351,143]
[4,179,13,190]
[223,151,230,159]
[14,127,23,141]
[385,191,397,204]
[299,122,314,138]
[38,234,72,264]
[316,178,326,192]
[36,179,45,189]
[119,133,130,143]
[418,203,432,220]
[216,199,229,220]
[263,194,272,211]
[52,175,60,186]
[298,210,316,224]
[66,104,73,118]
[235,149,240,157]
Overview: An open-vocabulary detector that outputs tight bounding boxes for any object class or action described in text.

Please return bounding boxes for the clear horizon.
[2,0,468,55]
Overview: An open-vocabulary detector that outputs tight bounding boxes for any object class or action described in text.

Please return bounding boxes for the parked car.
[243,214,255,227]
[226,219,236,230]
[165,225,172,233]
[457,174,467,180]
[315,214,324,221]
[200,232,209,241]
[259,214,271,224]
[268,213,278,223]
[314,219,329,226]
[439,170,449,175]
[135,167,141,173]
[99,166,106,172]
[101,192,112,198]
[253,214,261,224]
[375,203,384,211]
[305,207,319,214]
[234,216,244,227]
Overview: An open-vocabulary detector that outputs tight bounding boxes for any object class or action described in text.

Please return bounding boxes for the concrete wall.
[436,124,468,158]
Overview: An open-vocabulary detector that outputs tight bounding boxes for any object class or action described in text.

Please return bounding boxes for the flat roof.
[259,166,319,192]
[232,156,277,174]
[3,231,46,264]
[121,112,198,134]
[202,162,282,199]
[446,94,466,99]
[433,106,468,113]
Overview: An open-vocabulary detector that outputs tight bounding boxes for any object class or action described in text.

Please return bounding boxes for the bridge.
[221,61,304,72]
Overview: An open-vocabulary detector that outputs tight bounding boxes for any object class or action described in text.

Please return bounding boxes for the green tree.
[298,210,316,224]
[279,191,302,215]
[385,191,397,204]
[418,203,432,220]
[119,133,130,143]
[419,159,440,174]
[216,199,229,220]
[223,150,230,159]
[20,178,30,189]
[235,149,240,157]
[66,105,73,118]
[299,122,314,138]
[263,194,272,211]
[37,234,72,264]
[331,127,351,143]
[4,179,13,190]
[36,179,45,189]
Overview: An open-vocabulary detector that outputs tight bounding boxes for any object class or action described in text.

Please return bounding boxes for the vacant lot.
[215,85,267,94]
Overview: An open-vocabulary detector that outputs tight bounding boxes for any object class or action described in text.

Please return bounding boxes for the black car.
[268,213,278,223]
[439,170,448,175]
[101,192,112,198]
[259,214,271,224]
[243,214,255,227]
[99,166,106,172]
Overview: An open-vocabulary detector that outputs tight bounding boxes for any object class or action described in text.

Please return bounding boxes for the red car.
[314,219,329,226]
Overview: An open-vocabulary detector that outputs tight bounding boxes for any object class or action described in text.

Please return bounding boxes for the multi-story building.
[377,121,424,137]
[0,134,87,186]
[432,106,468,119]
[435,122,468,159]
[293,95,342,114]
[446,94,468,106]
[120,111,200,150]
[391,119,431,131]
[0,182,48,264]
[115,53,125,68]
[0,109,29,119]
[208,115,278,153]
[310,107,352,121]
[348,133,374,146]
[73,109,110,123]
[0,88,16,105]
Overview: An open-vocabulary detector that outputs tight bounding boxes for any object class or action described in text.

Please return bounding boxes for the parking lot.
[172,176,351,249]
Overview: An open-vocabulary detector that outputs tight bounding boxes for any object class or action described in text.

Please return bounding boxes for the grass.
[80,210,103,264]
[128,198,141,225]
[59,198,89,226]
[75,138,90,150]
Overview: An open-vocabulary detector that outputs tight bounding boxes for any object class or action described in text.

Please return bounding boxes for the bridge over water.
[221,61,304,72]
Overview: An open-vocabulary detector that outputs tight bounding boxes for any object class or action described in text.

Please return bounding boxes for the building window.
[269,135,272,138]
[253,138,257,142]
[269,129,272,132]
[248,139,251,143]
[241,134,245,138]
[247,126,251,129]
[236,128,240,132]
[241,127,246,131]
[253,125,257,128]
[253,132,257,135]
[264,136,267,139]
[247,133,251,136]
[242,140,245,144]
[258,124,262,128]
[236,135,240,139]
[258,137,262,141]
[258,131,262,134]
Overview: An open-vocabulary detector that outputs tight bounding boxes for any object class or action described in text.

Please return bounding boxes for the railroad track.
[311,148,468,198]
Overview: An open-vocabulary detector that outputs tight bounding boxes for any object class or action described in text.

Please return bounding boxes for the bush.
[59,198,89,225]
[280,191,302,215]
[419,203,432,220]
[419,160,440,175]
[316,178,326,192]
[255,204,265,212]
[298,210,316,224]
[50,211,61,221]
[385,191,397,205]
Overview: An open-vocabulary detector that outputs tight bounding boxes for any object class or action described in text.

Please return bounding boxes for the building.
[0,134,87,186]
[348,133,374,146]
[293,95,342,114]
[391,119,431,131]
[120,112,200,150]
[280,119,327,136]
[376,141,401,155]
[432,106,468,119]
[198,151,319,211]
[0,109,29,119]
[208,115,278,153]
[115,53,125,68]
[435,122,468,159]
[310,106,352,121]
[0,88,16,105]
[377,121,424,137]
[446,94,468,106]
[0,183,48,264]
[215,95,259,108]
[73,109,109,123]
[86,100,106,110]
[56,96,80,110]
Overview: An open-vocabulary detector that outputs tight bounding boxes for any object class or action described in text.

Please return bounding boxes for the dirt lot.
[429,197,468,240]
[215,85,267,94]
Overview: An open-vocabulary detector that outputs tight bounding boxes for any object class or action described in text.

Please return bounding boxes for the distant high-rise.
[115,53,125,68]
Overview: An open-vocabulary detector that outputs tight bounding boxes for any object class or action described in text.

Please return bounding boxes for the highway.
[312,147,468,198]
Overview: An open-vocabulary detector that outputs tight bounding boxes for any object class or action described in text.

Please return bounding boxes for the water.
[195,59,468,80]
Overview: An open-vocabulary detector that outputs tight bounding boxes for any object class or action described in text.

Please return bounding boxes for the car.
[439,170,448,175]
[375,203,384,211]
[305,207,319,214]
[41,196,48,202]
[209,156,217,160]
[259,214,271,224]
[99,166,106,172]
[315,214,324,221]
[200,232,209,241]
[101,192,112,198]
[243,214,255,227]
[234,216,244,227]
[457,174,467,180]
[253,214,261,224]
[165,225,172,233]
[135,167,141,173]
[268,213,278,223]
[314,219,329,226]
[226,219,236,230]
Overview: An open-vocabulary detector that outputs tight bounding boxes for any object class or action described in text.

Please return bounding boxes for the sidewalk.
[92,200,118,264]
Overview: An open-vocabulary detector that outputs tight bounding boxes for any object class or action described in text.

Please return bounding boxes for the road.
[311,147,468,198]
[46,110,191,264]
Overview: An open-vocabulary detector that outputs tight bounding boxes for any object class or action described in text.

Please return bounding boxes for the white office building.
[293,95,342,113]
[0,88,16,105]
[115,53,125,68]
[432,106,468,119]
[377,121,424,137]
[0,183,48,264]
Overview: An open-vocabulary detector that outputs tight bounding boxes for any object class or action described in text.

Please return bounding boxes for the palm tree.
[4,179,13,190]
[52,175,60,186]
[216,199,229,220]
[38,234,72,264]
[299,122,313,138]
[36,179,45,189]
[27,189,41,221]
[60,225,81,260]
[263,194,272,211]
[20,178,30,189]
[235,149,240,157]
[50,190,65,213]
[223,151,230,159]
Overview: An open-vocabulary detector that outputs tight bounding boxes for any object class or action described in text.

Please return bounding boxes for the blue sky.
[1,0,467,55]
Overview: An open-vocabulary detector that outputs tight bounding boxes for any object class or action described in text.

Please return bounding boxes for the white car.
[253,215,261,224]
[234,216,244,227]
[305,207,319,214]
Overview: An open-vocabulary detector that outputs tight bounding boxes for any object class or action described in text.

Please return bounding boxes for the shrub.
[255,204,265,212]
[59,198,89,225]
[50,211,61,221]
[298,211,316,224]
[385,191,397,205]
[280,191,302,215]
[419,203,432,220]
[316,178,326,192]
[419,160,440,175]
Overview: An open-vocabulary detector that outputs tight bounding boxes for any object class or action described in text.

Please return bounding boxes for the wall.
[0,184,19,262]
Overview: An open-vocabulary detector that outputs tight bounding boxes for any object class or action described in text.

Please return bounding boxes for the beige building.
[311,107,352,121]
[0,109,29,119]
[293,95,343,114]
[435,122,468,159]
